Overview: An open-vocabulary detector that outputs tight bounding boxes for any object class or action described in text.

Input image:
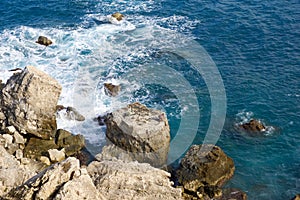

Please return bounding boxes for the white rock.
[48,148,65,162]
[40,156,51,166]
[5,125,16,134]
[14,131,26,144]
[2,134,13,148]
[15,149,23,160]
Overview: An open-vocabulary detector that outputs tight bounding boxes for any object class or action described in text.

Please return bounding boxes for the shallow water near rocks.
[0,0,299,199]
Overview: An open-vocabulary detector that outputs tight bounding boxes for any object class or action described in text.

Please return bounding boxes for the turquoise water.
[0,0,299,199]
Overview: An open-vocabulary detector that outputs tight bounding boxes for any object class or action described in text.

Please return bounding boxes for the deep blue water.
[0,0,299,199]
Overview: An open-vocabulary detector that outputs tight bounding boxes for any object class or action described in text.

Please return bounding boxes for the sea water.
[0,0,299,199]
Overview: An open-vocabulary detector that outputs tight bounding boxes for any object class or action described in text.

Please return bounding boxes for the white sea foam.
[0,12,202,151]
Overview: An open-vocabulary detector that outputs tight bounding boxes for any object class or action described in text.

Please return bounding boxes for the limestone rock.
[105,102,170,167]
[13,131,26,144]
[24,137,59,159]
[53,168,105,200]
[87,159,182,200]
[56,106,85,121]
[1,66,62,139]
[239,119,265,132]
[2,134,13,148]
[36,36,53,46]
[39,156,51,166]
[0,146,41,196]
[104,83,121,97]
[5,126,16,134]
[176,144,235,192]
[15,149,23,160]
[48,148,65,162]
[55,129,85,156]
[4,157,80,199]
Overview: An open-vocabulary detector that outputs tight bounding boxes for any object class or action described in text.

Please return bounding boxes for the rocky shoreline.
[0,66,249,199]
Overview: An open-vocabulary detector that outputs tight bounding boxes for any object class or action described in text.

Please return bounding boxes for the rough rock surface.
[176,144,235,192]
[87,159,182,200]
[239,119,265,132]
[1,66,62,139]
[53,168,105,200]
[104,83,121,97]
[4,157,80,199]
[55,129,85,156]
[24,137,59,160]
[0,146,43,196]
[105,102,170,167]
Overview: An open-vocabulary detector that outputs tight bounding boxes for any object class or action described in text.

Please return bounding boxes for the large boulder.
[87,159,182,200]
[176,145,235,193]
[105,102,170,167]
[1,66,62,139]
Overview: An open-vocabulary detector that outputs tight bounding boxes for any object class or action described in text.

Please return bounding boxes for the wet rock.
[53,168,105,200]
[0,79,4,91]
[55,129,85,156]
[105,102,170,167]
[4,157,80,199]
[239,119,265,132]
[94,115,107,126]
[48,148,66,162]
[56,106,85,121]
[36,36,53,46]
[1,66,62,139]
[66,106,85,121]
[104,82,121,97]
[111,12,124,21]
[87,159,182,200]
[220,188,247,200]
[24,137,59,160]
[291,194,300,200]
[176,144,235,193]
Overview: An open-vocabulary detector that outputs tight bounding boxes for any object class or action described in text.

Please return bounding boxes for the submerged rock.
[1,66,62,139]
[104,82,121,97]
[105,102,170,167]
[239,119,265,132]
[87,159,182,200]
[111,12,124,21]
[36,36,53,47]
[176,144,235,193]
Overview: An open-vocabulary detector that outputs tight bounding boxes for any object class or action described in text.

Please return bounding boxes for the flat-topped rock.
[105,102,170,167]
[1,66,62,139]
[87,159,182,200]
